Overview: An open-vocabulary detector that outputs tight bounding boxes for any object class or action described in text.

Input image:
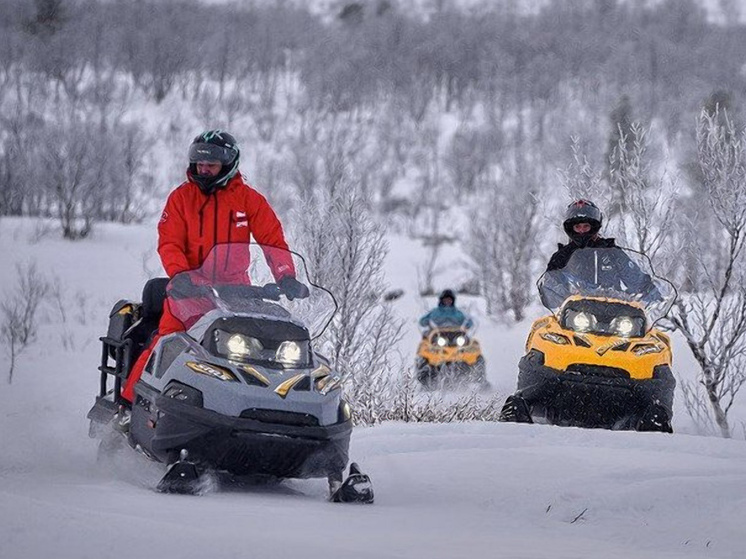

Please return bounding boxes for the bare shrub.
[377,370,505,424]
[1,262,49,383]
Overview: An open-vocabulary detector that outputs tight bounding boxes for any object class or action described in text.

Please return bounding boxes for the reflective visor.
[188,143,237,165]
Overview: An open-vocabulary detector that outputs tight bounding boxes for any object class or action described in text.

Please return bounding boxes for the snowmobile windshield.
[165,243,336,339]
[537,247,676,326]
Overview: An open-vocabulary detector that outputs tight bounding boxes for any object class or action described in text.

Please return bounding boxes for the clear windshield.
[166,243,335,339]
[538,247,676,325]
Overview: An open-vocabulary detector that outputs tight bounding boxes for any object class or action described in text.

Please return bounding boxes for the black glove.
[168,273,209,299]
[168,273,195,298]
[279,276,310,301]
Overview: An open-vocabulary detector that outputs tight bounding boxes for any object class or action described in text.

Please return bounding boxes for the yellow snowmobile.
[500,247,676,432]
[416,322,487,390]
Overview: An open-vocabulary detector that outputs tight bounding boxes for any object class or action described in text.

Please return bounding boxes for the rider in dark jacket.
[544,199,661,304]
[546,200,616,272]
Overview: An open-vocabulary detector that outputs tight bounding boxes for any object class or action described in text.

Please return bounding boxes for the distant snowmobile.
[415,320,488,390]
[88,243,373,502]
[500,246,676,433]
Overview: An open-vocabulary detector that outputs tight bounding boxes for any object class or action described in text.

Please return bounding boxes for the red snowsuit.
[121,173,294,402]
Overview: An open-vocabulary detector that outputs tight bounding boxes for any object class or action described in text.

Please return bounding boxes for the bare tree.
[1,262,48,383]
[467,159,543,322]
[443,122,502,199]
[292,169,404,424]
[40,116,102,239]
[607,123,678,259]
[560,137,609,206]
[411,122,451,295]
[670,108,746,438]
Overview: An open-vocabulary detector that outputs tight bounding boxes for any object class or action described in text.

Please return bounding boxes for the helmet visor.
[189,143,237,165]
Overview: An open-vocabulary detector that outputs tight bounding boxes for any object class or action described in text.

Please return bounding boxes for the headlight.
[186,361,238,382]
[455,335,468,347]
[571,312,596,333]
[612,316,636,337]
[436,336,448,347]
[220,332,262,360]
[276,341,304,366]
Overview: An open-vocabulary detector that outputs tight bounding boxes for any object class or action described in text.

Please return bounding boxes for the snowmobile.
[415,319,488,390]
[87,243,373,502]
[499,246,676,432]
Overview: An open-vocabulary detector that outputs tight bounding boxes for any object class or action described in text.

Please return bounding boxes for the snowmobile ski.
[157,450,203,495]
[330,462,374,504]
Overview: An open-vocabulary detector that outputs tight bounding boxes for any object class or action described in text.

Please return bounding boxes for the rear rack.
[98,336,133,403]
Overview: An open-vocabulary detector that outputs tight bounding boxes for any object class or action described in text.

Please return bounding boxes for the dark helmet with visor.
[563,199,603,245]
[188,130,240,194]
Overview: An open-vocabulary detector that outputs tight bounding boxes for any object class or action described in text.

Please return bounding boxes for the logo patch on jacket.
[160,211,168,223]
[235,211,248,228]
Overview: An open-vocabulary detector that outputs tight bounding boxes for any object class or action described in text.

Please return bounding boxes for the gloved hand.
[279,276,310,301]
[168,273,196,298]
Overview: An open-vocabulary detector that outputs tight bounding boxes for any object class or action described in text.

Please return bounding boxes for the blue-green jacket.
[419,306,473,329]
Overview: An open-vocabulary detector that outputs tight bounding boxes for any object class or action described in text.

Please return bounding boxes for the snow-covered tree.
[670,108,746,437]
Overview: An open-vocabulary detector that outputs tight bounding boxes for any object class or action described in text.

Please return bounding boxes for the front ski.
[157,450,203,495]
[330,462,374,504]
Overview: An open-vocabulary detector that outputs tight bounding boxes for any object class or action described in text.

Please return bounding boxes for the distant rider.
[419,289,473,333]
[121,130,308,405]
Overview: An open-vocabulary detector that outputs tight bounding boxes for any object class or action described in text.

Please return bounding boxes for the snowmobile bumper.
[145,391,351,479]
[515,350,675,429]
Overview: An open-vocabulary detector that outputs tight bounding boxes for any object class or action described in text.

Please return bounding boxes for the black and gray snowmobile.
[88,243,373,502]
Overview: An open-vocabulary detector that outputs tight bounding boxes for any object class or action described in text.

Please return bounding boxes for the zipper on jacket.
[198,195,211,266]
[226,209,234,274]
[212,193,219,283]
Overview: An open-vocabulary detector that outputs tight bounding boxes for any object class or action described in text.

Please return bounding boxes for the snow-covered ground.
[1,217,745,559]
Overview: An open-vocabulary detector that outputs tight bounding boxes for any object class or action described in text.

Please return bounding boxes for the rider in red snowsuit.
[121,130,306,403]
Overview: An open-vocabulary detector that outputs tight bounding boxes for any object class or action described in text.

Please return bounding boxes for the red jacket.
[157,173,294,282]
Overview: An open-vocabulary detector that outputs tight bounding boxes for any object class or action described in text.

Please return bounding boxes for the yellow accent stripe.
[311,365,331,379]
[239,365,270,386]
[274,374,307,398]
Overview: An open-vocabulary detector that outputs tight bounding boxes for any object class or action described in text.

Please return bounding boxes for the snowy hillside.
[1,217,745,559]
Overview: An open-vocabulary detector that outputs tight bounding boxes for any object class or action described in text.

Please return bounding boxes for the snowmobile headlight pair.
[214,330,310,368]
[186,361,238,382]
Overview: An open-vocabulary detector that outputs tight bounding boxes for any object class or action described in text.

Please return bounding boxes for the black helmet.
[438,289,456,306]
[563,199,603,245]
[188,130,240,195]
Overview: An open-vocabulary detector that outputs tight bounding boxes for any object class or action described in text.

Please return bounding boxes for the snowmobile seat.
[97,277,169,402]
[124,277,169,360]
